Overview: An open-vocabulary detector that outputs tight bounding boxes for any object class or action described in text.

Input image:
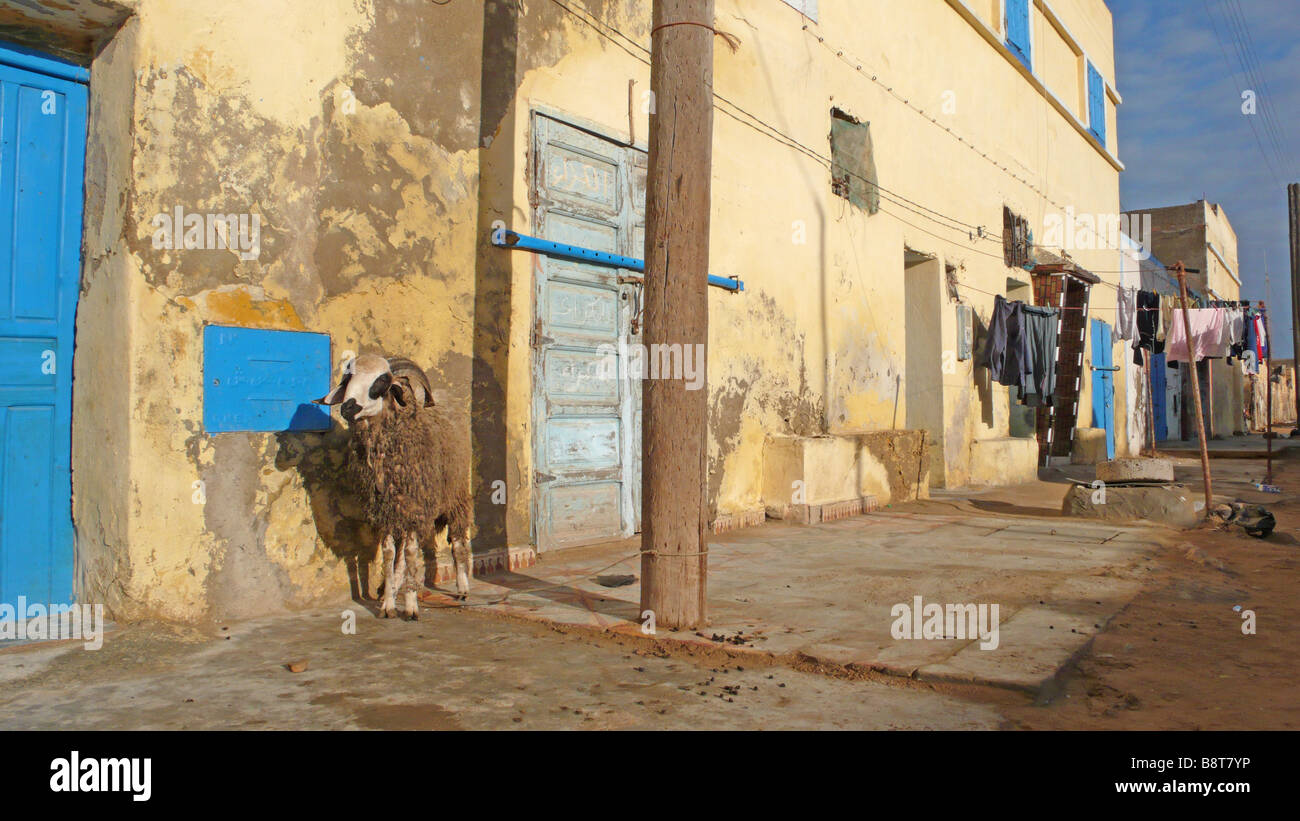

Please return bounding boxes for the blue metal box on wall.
[202,325,333,433]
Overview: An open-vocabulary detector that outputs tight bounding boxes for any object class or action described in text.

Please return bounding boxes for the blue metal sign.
[203,325,332,432]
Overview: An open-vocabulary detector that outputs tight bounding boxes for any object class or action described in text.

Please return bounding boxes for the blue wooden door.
[531,114,643,550]
[1150,351,1168,441]
[0,50,87,607]
[1090,319,1116,459]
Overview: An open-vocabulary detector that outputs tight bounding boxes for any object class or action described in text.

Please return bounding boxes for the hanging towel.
[1115,286,1138,341]
[1256,314,1269,360]
[1213,309,1235,358]
[1157,295,1176,343]
[1166,308,1225,362]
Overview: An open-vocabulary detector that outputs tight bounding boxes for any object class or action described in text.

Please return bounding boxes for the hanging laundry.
[1215,310,1236,359]
[980,295,1025,386]
[1166,307,1226,362]
[1244,313,1260,373]
[1227,307,1245,357]
[1157,295,1174,343]
[1132,290,1162,365]
[1019,304,1059,407]
[1115,286,1138,342]
[1255,313,1269,361]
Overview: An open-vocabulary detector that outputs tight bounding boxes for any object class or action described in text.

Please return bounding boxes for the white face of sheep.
[316,354,397,423]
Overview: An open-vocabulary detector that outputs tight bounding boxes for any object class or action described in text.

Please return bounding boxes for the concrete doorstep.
[421,494,1166,698]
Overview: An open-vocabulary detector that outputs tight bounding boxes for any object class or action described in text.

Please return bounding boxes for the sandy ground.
[0,606,1008,730]
[1,436,1295,730]
[1002,446,1300,729]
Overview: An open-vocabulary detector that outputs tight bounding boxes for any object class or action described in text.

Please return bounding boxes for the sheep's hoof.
[406,610,419,621]
[379,605,397,619]
[454,592,467,602]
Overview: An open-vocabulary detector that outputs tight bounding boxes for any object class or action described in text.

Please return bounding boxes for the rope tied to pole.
[650,20,741,52]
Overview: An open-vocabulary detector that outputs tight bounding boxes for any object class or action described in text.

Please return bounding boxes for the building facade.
[0,0,1128,622]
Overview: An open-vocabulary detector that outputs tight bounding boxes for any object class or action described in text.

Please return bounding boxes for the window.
[1005,0,1031,70]
[778,0,818,22]
[829,108,879,213]
[1086,60,1106,147]
[1003,206,1030,268]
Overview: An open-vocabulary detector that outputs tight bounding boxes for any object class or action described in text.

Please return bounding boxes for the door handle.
[1090,365,1120,372]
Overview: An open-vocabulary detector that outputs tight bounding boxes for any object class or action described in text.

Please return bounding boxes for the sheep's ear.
[388,376,413,408]
[315,373,351,405]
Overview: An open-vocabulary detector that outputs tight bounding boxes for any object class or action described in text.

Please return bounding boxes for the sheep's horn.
[386,356,435,407]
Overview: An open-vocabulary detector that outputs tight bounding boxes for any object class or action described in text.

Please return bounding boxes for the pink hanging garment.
[1165,308,1225,362]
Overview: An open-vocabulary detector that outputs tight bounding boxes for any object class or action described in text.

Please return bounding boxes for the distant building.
[1123,200,1244,440]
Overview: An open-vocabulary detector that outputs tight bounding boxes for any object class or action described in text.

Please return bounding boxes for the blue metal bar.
[494,230,743,292]
[0,42,89,84]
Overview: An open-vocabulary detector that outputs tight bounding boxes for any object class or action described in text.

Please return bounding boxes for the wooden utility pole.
[640,0,714,630]
[1288,183,1300,435]
[1261,301,1274,483]
[1173,261,1213,514]
[1143,349,1156,456]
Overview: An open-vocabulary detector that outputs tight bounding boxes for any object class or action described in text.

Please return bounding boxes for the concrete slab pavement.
[420,492,1171,697]
[0,607,1005,730]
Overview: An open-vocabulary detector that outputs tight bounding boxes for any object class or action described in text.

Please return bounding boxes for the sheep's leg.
[402,534,421,621]
[452,538,471,600]
[379,534,398,618]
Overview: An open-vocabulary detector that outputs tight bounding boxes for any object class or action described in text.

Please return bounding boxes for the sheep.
[315,354,472,619]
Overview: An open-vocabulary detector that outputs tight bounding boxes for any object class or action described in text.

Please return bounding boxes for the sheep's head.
[316,354,435,423]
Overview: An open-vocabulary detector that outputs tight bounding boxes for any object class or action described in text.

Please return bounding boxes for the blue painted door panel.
[1151,352,1168,441]
[1090,319,1116,459]
[0,56,87,608]
[203,325,332,433]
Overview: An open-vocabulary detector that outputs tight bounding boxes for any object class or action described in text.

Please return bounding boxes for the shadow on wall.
[273,427,378,602]
[470,0,520,553]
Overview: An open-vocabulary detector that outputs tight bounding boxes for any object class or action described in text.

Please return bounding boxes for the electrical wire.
[545,0,1262,311]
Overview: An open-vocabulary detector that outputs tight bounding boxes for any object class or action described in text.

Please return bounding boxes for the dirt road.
[1002,447,1300,729]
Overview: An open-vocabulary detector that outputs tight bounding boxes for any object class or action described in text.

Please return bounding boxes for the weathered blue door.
[1150,351,1168,441]
[531,113,644,550]
[0,48,87,607]
[1090,319,1116,459]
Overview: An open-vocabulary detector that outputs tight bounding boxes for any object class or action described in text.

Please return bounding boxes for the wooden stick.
[1174,262,1213,514]
[1144,348,1156,456]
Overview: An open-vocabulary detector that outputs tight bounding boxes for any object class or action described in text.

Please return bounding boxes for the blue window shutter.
[1087,61,1106,146]
[1005,0,1031,70]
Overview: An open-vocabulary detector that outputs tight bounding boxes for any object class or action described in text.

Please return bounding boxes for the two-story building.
[0,0,1129,623]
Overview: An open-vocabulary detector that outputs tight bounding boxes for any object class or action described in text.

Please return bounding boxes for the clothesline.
[954,279,1269,314]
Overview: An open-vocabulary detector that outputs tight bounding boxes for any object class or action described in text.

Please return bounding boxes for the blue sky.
[1110,0,1300,357]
